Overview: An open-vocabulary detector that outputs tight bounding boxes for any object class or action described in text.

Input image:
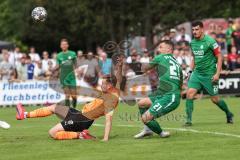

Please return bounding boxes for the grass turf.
[0,97,240,160]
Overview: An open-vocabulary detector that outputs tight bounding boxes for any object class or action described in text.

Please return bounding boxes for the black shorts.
[61,108,94,132]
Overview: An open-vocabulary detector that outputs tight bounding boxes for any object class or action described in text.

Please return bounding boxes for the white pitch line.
[93,123,240,139]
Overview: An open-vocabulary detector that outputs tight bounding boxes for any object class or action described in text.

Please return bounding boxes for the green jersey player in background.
[53,39,77,108]
[134,40,183,139]
[184,21,233,126]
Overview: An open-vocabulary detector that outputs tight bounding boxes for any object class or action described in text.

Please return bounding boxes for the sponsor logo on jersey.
[193,50,204,56]
[62,59,73,66]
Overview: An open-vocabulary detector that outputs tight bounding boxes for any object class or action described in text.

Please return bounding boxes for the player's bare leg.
[210,96,233,124]
[16,103,53,120]
[184,88,198,126]
[134,97,154,139]
[16,103,68,120]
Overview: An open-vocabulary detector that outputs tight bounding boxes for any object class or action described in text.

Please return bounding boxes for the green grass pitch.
[0,97,240,160]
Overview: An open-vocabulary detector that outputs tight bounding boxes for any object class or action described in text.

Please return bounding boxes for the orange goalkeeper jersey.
[81,87,119,120]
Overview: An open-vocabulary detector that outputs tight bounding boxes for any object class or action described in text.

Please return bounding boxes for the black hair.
[192,21,204,28]
[26,55,31,60]
[60,38,68,43]
[160,40,174,50]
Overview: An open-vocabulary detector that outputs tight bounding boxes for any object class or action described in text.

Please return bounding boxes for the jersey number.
[169,60,180,78]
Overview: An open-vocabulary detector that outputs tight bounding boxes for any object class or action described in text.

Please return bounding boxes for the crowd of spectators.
[0,47,57,81]
[1,19,240,84]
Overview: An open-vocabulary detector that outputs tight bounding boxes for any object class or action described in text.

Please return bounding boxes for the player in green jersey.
[53,39,77,108]
[184,21,233,126]
[134,40,183,139]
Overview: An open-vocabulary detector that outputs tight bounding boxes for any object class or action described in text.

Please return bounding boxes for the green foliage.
[0,0,240,53]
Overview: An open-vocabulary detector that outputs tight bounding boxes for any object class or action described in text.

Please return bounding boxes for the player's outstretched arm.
[102,112,113,141]
[114,57,124,90]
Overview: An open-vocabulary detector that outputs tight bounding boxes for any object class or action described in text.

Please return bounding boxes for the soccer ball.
[31,7,47,22]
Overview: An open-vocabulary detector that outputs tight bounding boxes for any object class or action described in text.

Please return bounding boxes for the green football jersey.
[56,50,77,81]
[150,53,183,95]
[190,35,218,75]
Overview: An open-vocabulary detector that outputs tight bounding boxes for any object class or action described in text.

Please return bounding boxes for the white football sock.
[24,112,28,119]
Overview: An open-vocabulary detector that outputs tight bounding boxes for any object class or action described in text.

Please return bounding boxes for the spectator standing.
[51,52,57,67]
[128,52,142,75]
[76,50,85,66]
[231,20,240,54]
[176,27,191,43]
[228,46,238,71]
[126,49,137,63]
[42,51,52,72]
[29,47,40,64]
[83,52,100,87]
[0,51,14,80]
[226,19,235,53]
[216,25,227,54]
[34,61,45,79]
[169,28,177,44]
[140,49,150,72]
[140,49,150,63]
[9,47,22,66]
[25,55,35,80]
[16,54,27,80]
[99,52,112,77]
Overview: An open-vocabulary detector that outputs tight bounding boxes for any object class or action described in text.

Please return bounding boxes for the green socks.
[186,99,194,123]
[65,99,70,107]
[145,120,162,134]
[215,99,231,116]
[139,107,162,134]
[139,108,148,115]
[72,98,77,108]
[185,98,231,123]
[65,98,77,108]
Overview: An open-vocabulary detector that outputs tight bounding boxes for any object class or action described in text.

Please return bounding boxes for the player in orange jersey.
[16,56,124,141]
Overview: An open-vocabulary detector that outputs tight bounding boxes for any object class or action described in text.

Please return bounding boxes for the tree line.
[0,0,239,53]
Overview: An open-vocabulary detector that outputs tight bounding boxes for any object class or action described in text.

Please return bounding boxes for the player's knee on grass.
[211,96,220,104]
[141,111,154,124]
[48,123,65,139]
[49,128,57,139]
